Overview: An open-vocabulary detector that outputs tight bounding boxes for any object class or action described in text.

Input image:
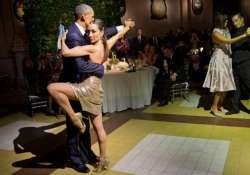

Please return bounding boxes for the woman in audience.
[146,45,159,65]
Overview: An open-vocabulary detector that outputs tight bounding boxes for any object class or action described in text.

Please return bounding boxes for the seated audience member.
[190,31,201,49]
[146,45,159,66]
[136,44,149,67]
[154,44,186,106]
[174,40,188,68]
[137,43,159,67]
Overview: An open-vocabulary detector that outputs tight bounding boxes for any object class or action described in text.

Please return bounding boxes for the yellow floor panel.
[144,99,250,119]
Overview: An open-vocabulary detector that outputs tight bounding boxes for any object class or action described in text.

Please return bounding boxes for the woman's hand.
[61,30,68,41]
[246,27,250,36]
[124,19,135,29]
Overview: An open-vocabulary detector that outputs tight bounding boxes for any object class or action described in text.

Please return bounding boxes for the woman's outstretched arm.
[107,20,135,50]
[212,27,250,44]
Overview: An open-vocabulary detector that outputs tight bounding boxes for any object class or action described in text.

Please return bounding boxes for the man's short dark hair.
[74,4,93,20]
[233,13,244,19]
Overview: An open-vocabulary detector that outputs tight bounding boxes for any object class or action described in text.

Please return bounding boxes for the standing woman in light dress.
[203,14,250,116]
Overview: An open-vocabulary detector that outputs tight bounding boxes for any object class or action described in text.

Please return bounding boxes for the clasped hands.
[246,27,250,36]
[61,30,68,41]
[124,18,135,29]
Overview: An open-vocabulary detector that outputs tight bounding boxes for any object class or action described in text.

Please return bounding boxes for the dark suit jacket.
[155,53,186,81]
[231,25,250,65]
[132,35,146,55]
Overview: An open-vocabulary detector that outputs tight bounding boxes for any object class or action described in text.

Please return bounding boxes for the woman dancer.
[47,19,134,171]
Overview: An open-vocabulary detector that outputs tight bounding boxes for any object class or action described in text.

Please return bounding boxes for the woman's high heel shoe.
[210,110,223,117]
[94,157,109,172]
[74,112,86,134]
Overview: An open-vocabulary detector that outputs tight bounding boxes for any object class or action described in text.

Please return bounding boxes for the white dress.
[203,28,236,92]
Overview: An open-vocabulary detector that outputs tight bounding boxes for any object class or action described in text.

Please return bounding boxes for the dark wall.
[239,0,250,25]
[213,0,239,15]
[122,0,213,37]
[0,0,14,57]
[0,0,28,88]
[213,0,250,25]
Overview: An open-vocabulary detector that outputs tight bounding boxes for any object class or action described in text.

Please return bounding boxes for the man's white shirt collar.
[75,22,86,36]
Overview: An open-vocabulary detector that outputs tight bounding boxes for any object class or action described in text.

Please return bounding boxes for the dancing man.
[226,13,250,115]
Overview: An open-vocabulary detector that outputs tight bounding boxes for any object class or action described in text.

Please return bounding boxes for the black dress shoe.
[88,157,99,168]
[46,110,58,116]
[71,163,90,173]
[158,100,168,107]
[225,111,240,115]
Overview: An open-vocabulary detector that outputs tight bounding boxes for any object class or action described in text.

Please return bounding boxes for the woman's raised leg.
[47,83,85,133]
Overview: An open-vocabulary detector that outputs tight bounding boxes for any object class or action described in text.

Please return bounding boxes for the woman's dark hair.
[93,18,109,63]
[214,14,228,29]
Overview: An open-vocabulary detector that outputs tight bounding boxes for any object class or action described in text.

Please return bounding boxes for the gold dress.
[203,28,236,92]
[69,76,103,115]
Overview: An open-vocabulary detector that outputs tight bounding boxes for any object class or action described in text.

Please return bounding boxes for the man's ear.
[81,15,85,22]
[101,30,104,36]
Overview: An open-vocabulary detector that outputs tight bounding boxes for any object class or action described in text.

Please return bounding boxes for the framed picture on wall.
[13,0,24,22]
[151,0,167,20]
[192,0,203,15]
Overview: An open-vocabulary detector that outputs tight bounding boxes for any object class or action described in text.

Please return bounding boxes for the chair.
[170,82,189,103]
[28,95,48,116]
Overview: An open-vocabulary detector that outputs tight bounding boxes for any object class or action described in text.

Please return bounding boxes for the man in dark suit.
[226,13,250,115]
[132,28,146,56]
[59,4,119,173]
[154,44,186,106]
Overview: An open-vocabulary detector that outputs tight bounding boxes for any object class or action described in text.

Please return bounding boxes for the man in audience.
[132,28,146,56]
[154,44,186,106]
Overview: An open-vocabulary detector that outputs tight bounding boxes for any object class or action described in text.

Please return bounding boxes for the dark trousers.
[66,101,97,165]
[229,61,250,112]
[153,75,174,103]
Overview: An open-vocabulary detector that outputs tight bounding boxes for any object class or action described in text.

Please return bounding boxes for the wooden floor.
[0,102,250,175]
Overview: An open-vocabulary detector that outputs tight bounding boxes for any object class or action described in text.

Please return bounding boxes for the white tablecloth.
[102,67,157,113]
